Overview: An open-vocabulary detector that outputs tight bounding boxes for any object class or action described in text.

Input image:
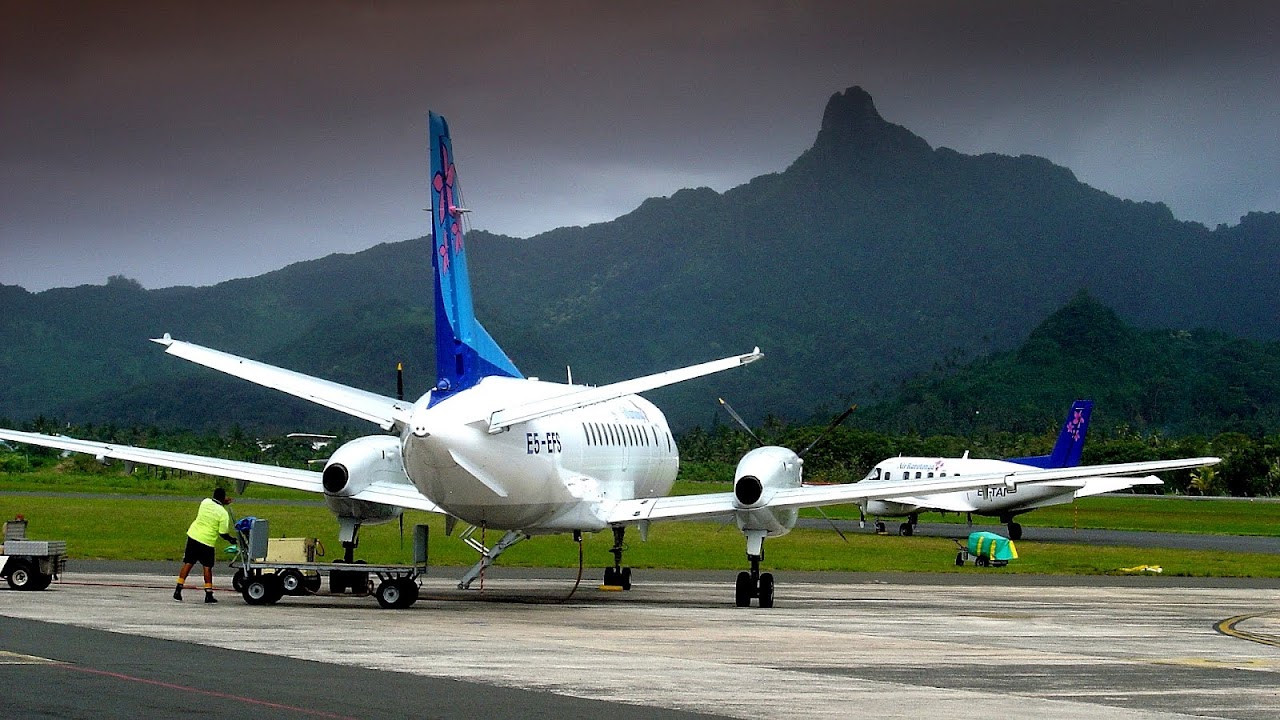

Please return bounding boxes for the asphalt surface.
[3,568,1280,719]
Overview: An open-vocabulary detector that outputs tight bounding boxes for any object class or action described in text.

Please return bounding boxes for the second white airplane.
[858,400,1165,539]
[0,115,1221,607]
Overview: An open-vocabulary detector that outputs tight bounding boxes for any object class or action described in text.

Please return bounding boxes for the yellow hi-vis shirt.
[186,498,232,547]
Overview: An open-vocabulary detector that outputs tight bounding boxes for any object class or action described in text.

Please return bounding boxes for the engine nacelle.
[733,445,802,538]
[733,446,802,509]
[864,498,922,518]
[321,435,408,528]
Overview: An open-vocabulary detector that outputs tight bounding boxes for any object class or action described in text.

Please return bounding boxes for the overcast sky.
[2,1,1277,291]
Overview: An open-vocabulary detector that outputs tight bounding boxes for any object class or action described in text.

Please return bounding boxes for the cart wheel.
[402,579,419,608]
[231,569,247,593]
[955,551,966,566]
[375,579,404,609]
[242,574,282,605]
[391,578,419,608]
[29,571,53,591]
[303,573,323,594]
[5,559,34,590]
[279,569,305,594]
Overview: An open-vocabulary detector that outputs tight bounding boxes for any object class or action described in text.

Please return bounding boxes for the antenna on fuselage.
[396,362,404,401]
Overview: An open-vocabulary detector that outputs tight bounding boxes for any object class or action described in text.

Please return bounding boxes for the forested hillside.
[2,86,1277,433]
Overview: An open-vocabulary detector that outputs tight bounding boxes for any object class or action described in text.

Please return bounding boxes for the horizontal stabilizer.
[153,335,413,430]
[486,348,764,433]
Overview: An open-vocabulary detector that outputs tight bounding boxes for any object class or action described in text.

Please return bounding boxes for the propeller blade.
[718,397,764,447]
[798,404,857,458]
[816,506,850,544]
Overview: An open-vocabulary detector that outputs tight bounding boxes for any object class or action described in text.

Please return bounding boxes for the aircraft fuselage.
[402,376,678,531]
[862,457,1080,518]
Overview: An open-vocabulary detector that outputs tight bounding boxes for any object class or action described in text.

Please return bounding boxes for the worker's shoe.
[204,592,217,604]
[173,585,183,601]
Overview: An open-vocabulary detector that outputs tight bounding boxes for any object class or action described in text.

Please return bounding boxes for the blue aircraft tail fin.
[428,112,522,396]
[1008,400,1093,468]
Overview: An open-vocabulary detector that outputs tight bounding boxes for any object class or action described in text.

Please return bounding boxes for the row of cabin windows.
[581,422,672,452]
[877,470,956,481]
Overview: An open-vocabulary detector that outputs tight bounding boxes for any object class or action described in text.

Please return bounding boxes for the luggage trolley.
[232,517,429,609]
[954,531,1018,567]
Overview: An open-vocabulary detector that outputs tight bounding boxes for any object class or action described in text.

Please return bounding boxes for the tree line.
[4,416,1277,498]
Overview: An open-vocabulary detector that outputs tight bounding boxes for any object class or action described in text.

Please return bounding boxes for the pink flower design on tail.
[432,144,464,270]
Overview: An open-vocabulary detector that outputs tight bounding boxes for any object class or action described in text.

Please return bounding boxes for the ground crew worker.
[174,487,236,603]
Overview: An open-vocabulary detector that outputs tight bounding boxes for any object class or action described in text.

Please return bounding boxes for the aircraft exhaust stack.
[322,463,350,493]
[735,476,764,506]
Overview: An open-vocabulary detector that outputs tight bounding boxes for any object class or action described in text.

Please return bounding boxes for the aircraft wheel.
[603,566,617,585]
[5,559,33,590]
[758,572,775,609]
[1008,522,1023,541]
[278,569,305,595]
[734,571,753,607]
[620,567,632,590]
[231,568,247,593]
[375,579,406,609]
[898,523,913,536]
[874,521,886,534]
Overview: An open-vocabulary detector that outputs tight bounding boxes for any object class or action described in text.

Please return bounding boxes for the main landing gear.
[735,530,774,608]
[1005,520,1023,541]
[602,526,632,590]
[898,513,919,536]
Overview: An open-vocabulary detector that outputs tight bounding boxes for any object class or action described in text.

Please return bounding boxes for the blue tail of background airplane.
[428,112,522,397]
[1007,400,1093,468]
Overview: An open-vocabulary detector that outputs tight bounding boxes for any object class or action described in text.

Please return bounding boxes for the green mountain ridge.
[2,85,1278,432]
[859,291,1280,437]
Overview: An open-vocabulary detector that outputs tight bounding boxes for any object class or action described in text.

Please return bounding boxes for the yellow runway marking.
[0,650,64,665]
[1214,613,1280,649]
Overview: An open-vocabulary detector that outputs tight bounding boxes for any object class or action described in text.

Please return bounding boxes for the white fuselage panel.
[401,376,678,531]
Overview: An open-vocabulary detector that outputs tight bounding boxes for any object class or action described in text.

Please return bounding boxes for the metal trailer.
[0,518,66,591]
[230,518,430,609]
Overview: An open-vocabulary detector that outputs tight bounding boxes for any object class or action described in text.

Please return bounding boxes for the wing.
[1052,474,1164,498]
[153,335,413,430]
[0,428,444,514]
[606,457,1216,524]
[485,347,763,433]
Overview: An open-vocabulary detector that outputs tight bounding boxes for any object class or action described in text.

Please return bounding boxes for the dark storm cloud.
[2,1,1277,290]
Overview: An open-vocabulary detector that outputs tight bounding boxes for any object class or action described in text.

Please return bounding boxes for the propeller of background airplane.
[717,398,857,542]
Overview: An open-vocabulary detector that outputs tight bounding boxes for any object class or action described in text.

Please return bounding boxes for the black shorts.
[183,536,216,567]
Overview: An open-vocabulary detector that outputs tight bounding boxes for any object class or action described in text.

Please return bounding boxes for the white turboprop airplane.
[859,400,1171,540]
[0,115,1222,607]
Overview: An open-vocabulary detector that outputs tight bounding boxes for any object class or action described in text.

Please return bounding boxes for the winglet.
[151,333,174,346]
